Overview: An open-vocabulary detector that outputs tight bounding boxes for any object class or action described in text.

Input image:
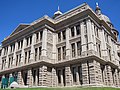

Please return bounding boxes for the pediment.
[10,24,30,36]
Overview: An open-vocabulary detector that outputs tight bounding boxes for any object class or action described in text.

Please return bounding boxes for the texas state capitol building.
[0,3,120,88]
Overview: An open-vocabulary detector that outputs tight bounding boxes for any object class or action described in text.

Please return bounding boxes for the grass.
[3,87,120,90]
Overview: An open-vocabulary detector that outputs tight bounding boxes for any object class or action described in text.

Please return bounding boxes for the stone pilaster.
[91,22,97,55]
[114,69,119,87]
[13,42,18,67]
[30,33,35,63]
[1,48,5,57]
[21,38,26,65]
[41,28,47,60]
[81,21,87,56]
[52,68,57,87]
[82,62,89,85]
[118,71,120,87]
[94,61,102,85]
[65,66,72,86]
[5,45,10,69]
[99,27,108,60]
[52,33,57,63]
[17,71,23,85]
[86,19,94,55]
[109,37,115,62]
[66,28,71,60]
[39,66,47,86]
[106,65,113,86]
[27,69,33,87]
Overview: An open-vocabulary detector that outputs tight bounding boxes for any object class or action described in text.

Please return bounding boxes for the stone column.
[41,28,47,60]
[74,26,77,36]
[76,65,80,85]
[91,22,97,55]
[94,61,102,85]
[82,62,89,85]
[88,60,96,85]
[21,38,26,65]
[27,69,33,87]
[5,45,10,69]
[81,22,87,56]
[106,65,113,86]
[114,69,119,87]
[13,42,18,67]
[61,69,64,86]
[39,66,47,86]
[52,33,57,63]
[114,44,119,64]
[30,33,35,63]
[99,27,108,60]
[65,66,72,86]
[17,71,23,85]
[1,48,5,57]
[66,28,71,60]
[52,68,57,87]
[118,71,120,87]
[86,19,94,55]
[109,37,115,62]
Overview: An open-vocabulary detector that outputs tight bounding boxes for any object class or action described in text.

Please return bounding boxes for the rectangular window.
[62,46,66,60]
[28,50,31,63]
[58,32,61,42]
[96,28,99,38]
[39,47,41,60]
[71,43,76,57]
[18,41,20,49]
[10,45,12,52]
[11,57,13,67]
[25,52,27,64]
[77,41,81,56]
[98,44,101,57]
[76,25,80,35]
[58,70,61,84]
[107,48,111,61]
[72,67,77,82]
[35,48,37,61]
[26,38,29,46]
[78,65,83,85]
[62,31,66,40]
[8,58,11,68]
[85,35,88,50]
[19,54,21,65]
[58,48,61,61]
[96,43,101,57]
[13,44,15,52]
[21,40,23,48]
[30,36,32,45]
[1,60,4,70]
[36,32,39,42]
[40,31,43,40]
[16,55,18,66]
[83,20,87,34]
[71,27,75,37]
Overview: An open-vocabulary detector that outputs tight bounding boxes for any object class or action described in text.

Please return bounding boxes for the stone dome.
[53,6,62,19]
[100,14,111,23]
[54,10,62,15]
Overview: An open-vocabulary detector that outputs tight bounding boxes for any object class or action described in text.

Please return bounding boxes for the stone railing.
[54,3,89,23]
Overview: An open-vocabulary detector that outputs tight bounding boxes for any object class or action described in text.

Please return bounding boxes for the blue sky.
[0,0,120,45]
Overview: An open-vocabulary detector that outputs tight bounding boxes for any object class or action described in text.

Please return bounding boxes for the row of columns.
[0,28,48,70]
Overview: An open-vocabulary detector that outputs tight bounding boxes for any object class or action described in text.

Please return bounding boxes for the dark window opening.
[71,27,75,37]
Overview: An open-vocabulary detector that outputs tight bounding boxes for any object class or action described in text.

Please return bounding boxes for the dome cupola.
[53,6,62,19]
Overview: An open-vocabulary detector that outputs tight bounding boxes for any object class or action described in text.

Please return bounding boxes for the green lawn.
[4,87,120,90]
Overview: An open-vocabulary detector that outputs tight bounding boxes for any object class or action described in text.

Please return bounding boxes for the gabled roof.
[10,24,30,36]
